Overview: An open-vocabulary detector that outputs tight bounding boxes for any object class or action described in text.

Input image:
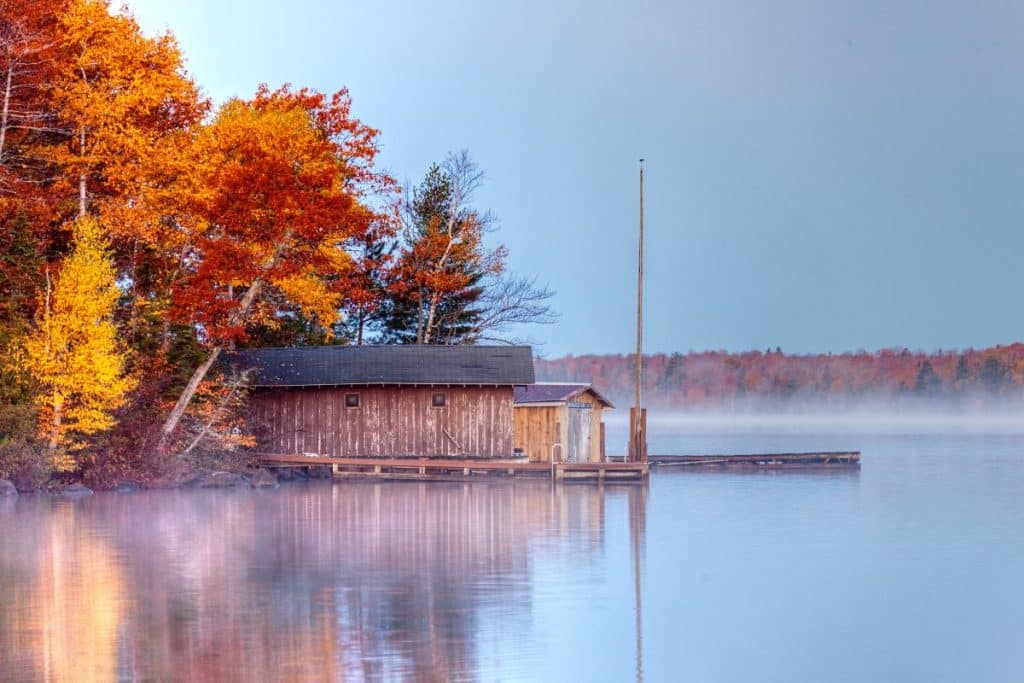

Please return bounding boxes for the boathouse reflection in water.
[0,481,648,681]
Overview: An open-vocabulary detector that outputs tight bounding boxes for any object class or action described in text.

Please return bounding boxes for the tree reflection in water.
[0,480,648,681]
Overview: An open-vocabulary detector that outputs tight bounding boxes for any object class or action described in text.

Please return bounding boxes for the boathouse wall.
[513,404,562,463]
[249,385,515,458]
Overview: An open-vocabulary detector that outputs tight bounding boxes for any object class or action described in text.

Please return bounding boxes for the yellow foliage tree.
[23,217,135,469]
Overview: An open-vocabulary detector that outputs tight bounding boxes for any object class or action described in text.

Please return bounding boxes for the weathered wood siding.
[512,405,563,462]
[574,389,606,463]
[249,386,515,458]
[513,389,608,463]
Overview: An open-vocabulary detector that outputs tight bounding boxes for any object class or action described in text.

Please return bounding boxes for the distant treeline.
[535,344,1024,410]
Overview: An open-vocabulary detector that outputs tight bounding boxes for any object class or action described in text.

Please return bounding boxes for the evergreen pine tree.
[383,161,491,344]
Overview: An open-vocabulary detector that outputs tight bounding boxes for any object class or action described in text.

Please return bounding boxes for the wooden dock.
[255,451,854,481]
[644,451,860,469]
[256,453,649,482]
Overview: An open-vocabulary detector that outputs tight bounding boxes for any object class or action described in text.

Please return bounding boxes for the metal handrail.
[550,442,563,480]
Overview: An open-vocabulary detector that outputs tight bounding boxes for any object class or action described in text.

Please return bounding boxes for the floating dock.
[256,454,649,482]
[645,451,860,469]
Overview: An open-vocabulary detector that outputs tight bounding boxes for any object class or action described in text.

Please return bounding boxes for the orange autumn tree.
[46,0,205,220]
[0,0,206,360]
[0,0,64,189]
[159,85,392,448]
[22,216,135,468]
[0,0,68,376]
[41,0,206,357]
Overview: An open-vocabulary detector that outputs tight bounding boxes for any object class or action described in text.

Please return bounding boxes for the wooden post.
[640,408,647,461]
[635,160,644,427]
[628,409,635,462]
[628,408,647,462]
[600,421,606,462]
[629,160,647,464]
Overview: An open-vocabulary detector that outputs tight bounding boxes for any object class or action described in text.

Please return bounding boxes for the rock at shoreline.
[198,471,248,488]
[277,468,308,482]
[60,483,94,497]
[114,481,140,493]
[249,469,279,489]
[0,479,18,498]
[308,466,332,479]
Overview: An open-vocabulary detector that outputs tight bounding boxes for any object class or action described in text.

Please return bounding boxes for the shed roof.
[228,345,535,387]
[513,383,614,408]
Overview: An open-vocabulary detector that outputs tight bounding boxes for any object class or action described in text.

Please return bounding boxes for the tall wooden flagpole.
[630,159,647,463]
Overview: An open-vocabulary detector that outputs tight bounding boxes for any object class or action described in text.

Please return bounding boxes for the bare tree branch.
[467,272,558,344]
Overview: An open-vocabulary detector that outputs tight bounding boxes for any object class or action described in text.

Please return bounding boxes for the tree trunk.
[124,239,146,344]
[0,65,12,165]
[160,347,222,449]
[159,278,263,450]
[415,289,425,344]
[420,227,457,345]
[78,126,87,218]
[158,248,189,355]
[41,270,58,453]
[158,317,173,355]
[46,396,62,455]
[422,291,442,344]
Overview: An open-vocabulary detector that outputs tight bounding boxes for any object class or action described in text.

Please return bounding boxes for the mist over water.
[605,409,1024,454]
[3,428,1024,681]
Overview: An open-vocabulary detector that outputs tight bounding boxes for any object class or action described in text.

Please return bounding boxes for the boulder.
[60,482,94,497]
[198,471,248,488]
[249,469,279,489]
[114,481,140,493]
[308,466,332,479]
[0,479,18,498]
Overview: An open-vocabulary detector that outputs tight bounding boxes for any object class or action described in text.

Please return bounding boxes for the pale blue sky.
[127,0,1024,357]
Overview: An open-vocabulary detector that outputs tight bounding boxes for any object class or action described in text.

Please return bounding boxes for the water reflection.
[0,500,124,681]
[0,480,648,681]
[629,485,647,683]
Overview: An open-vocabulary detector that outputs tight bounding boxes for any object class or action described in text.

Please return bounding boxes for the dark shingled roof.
[514,383,614,408]
[228,345,535,387]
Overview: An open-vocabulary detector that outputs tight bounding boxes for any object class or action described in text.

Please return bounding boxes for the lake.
[2,422,1024,681]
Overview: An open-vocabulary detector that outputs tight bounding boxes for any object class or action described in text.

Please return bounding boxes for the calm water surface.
[2,428,1024,681]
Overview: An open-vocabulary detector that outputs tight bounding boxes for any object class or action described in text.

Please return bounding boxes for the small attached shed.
[513,384,614,463]
[236,345,535,459]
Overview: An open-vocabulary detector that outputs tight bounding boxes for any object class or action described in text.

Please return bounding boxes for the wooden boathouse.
[513,383,614,463]
[236,345,649,481]
[240,345,534,459]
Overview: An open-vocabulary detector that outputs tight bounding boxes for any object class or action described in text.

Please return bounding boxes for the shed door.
[566,404,592,463]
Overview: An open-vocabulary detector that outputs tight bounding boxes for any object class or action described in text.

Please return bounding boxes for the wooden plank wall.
[248,386,515,458]
[512,405,563,462]
[575,389,607,463]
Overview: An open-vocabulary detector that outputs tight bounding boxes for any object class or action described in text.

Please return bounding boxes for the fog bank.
[604,409,1024,436]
